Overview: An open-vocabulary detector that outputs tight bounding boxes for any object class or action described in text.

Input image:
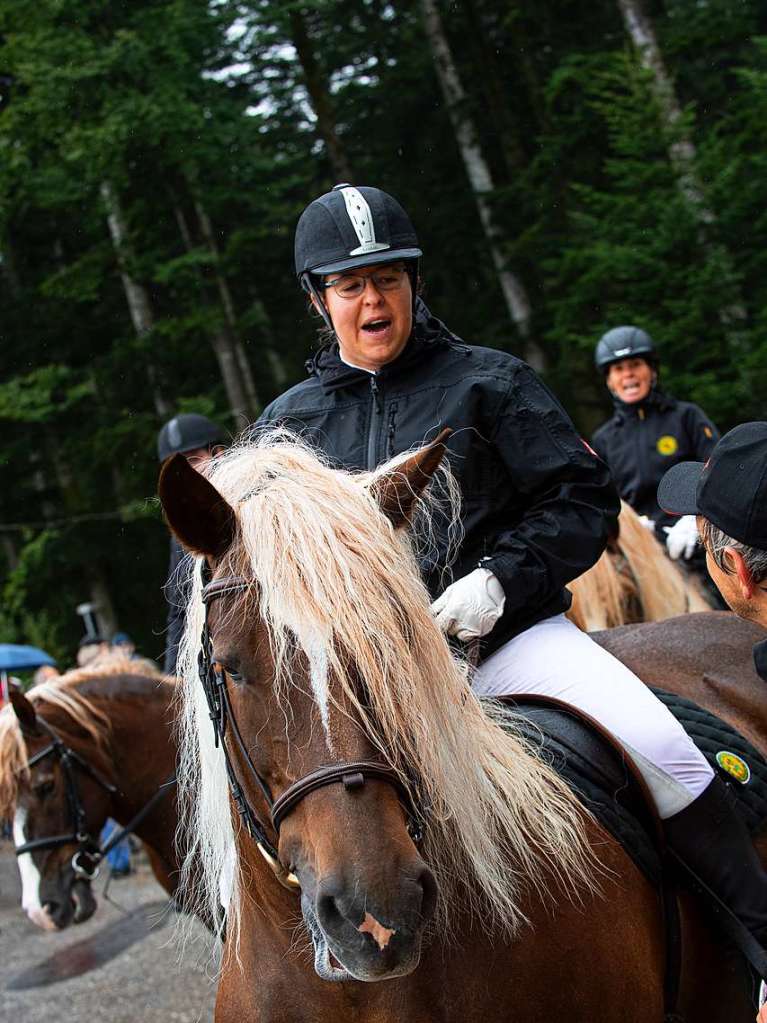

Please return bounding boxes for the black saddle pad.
[507,689,767,885]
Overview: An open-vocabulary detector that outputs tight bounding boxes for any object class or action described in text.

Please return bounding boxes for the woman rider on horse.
[591,326,720,564]
[259,183,767,972]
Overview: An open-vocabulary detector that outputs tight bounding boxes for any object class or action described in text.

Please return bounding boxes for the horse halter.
[14,717,118,881]
[199,568,424,892]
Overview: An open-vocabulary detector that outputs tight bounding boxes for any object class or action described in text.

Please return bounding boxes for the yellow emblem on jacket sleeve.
[657,435,678,456]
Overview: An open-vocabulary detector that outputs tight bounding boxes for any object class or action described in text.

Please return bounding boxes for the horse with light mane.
[160,431,763,1022]
[0,661,208,932]
[568,499,713,631]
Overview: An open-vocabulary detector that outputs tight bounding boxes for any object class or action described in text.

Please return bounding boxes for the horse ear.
[371,428,452,528]
[9,681,40,736]
[158,453,236,559]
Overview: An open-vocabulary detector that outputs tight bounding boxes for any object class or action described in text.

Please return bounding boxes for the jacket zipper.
[367,376,383,470]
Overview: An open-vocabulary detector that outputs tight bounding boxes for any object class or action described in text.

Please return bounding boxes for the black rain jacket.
[592,388,719,534]
[259,300,620,657]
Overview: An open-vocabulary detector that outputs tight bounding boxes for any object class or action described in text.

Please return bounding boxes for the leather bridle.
[14,716,176,882]
[14,717,118,880]
[199,569,424,891]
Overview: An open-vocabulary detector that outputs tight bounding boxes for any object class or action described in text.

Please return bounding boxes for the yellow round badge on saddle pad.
[657,435,678,456]
[716,750,751,785]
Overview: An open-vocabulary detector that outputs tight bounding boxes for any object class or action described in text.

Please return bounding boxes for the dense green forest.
[1,0,765,665]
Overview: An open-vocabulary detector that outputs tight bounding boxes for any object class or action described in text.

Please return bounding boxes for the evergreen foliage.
[0,0,764,663]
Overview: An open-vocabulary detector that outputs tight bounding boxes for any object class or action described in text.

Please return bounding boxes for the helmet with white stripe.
[295,183,421,279]
[295,183,422,335]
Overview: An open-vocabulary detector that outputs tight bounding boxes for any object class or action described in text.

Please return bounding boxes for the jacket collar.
[304,298,469,394]
[610,386,675,421]
[754,636,767,683]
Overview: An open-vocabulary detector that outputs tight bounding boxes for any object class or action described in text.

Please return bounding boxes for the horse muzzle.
[300,864,437,982]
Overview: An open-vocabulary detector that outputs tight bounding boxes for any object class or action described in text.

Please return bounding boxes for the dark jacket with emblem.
[592,389,719,533]
[259,300,620,657]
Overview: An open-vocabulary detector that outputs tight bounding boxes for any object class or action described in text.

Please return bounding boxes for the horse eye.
[225,667,246,685]
[34,780,55,800]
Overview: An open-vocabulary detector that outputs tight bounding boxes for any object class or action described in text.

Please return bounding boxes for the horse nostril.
[316,890,345,934]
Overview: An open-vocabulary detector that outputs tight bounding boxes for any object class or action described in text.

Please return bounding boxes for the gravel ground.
[0,840,218,1022]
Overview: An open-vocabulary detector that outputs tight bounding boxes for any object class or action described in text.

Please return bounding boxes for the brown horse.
[160,430,759,1023]
[0,662,200,931]
[568,500,713,631]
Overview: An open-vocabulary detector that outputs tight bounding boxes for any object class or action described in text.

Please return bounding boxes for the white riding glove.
[638,515,656,532]
[430,568,506,641]
[663,514,699,560]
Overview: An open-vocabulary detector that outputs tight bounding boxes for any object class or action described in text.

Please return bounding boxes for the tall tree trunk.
[616,0,711,218]
[172,199,261,419]
[194,200,266,407]
[100,180,172,417]
[288,8,355,183]
[616,0,746,328]
[420,0,545,370]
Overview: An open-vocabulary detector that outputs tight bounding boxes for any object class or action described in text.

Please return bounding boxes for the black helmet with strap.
[294,183,422,331]
[595,325,657,371]
[157,413,225,462]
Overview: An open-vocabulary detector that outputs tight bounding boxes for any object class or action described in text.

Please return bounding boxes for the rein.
[15,715,176,882]
[199,569,423,892]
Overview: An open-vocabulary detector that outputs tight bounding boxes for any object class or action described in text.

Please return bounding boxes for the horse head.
[159,434,454,981]
[7,683,105,930]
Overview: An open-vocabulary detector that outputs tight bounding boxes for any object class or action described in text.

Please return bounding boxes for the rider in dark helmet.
[258,186,767,997]
[591,326,720,562]
[158,413,226,674]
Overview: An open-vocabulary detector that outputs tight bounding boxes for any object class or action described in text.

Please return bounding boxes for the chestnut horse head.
[0,664,179,932]
[161,431,593,982]
[0,673,114,929]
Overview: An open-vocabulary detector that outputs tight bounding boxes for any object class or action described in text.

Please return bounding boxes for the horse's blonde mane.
[176,431,596,947]
[568,501,712,629]
[0,661,126,819]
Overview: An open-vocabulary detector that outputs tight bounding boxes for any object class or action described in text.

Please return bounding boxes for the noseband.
[199,569,424,891]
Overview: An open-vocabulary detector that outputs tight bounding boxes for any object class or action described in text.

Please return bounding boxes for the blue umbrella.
[0,644,57,672]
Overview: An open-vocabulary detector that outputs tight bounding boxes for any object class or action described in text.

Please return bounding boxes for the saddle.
[505,689,767,885]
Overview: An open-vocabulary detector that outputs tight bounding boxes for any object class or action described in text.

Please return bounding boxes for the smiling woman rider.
[591,326,720,562]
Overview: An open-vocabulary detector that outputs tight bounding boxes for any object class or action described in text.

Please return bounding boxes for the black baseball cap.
[657,422,767,548]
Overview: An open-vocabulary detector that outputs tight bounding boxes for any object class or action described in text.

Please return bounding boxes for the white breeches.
[473,614,714,819]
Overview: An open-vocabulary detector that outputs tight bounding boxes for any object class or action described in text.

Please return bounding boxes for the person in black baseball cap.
[658,421,767,1005]
[658,421,767,660]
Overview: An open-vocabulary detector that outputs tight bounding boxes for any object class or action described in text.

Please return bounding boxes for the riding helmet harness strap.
[198,565,423,891]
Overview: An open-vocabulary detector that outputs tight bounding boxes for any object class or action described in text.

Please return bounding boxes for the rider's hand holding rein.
[430,567,506,641]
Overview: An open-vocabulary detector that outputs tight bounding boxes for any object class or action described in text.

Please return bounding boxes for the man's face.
[700,517,767,626]
[319,263,413,372]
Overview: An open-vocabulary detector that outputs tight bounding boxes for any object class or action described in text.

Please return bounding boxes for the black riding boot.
[663,774,767,973]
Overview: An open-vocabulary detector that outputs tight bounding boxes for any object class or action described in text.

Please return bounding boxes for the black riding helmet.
[594,326,658,372]
[157,413,225,462]
[294,183,422,332]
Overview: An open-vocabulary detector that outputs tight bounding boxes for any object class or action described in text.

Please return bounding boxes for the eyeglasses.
[320,266,408,299]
